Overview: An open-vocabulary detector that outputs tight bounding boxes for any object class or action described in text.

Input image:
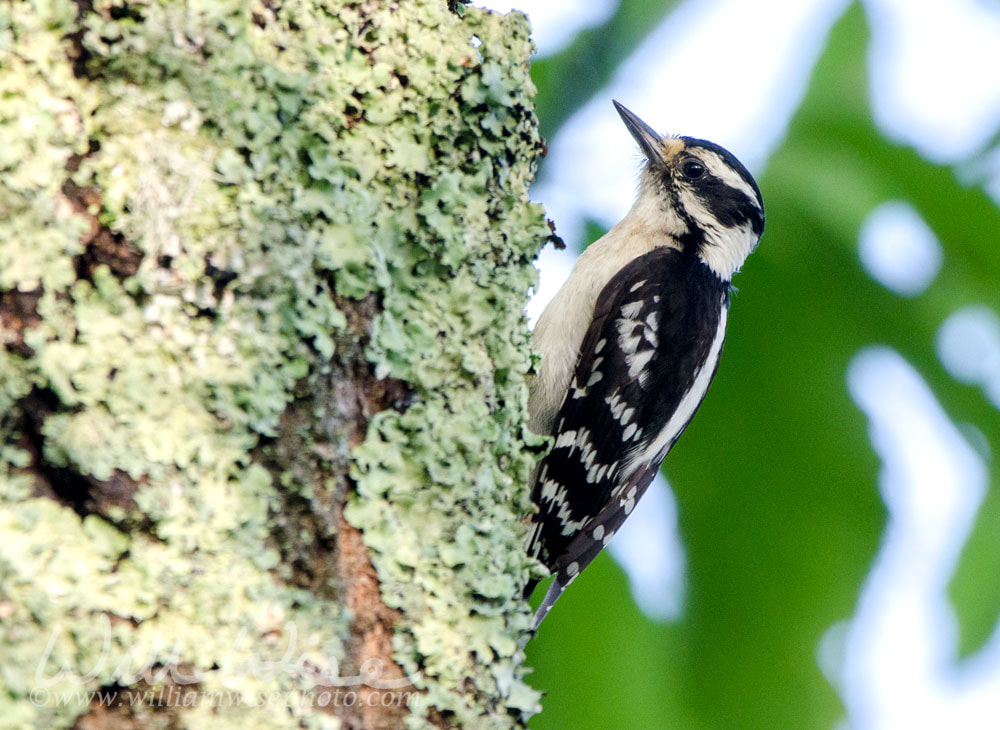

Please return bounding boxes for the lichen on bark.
[0,0,550,727]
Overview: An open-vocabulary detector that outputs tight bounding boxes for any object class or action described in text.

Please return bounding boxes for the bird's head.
[613,100,765,281]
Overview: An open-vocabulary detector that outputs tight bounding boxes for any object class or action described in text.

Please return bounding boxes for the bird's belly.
[528,278,602,436]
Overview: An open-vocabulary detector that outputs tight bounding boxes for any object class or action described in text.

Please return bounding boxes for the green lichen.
[1,0,548,727]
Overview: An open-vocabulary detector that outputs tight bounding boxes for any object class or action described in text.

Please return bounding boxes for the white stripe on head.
[676,187,758,280]
[697,150,762,211]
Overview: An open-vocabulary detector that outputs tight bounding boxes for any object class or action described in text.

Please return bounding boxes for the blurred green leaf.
[527,556,697,729]
[773,2,1000,661]
[530,0,681,142]
[951,476,1000,656]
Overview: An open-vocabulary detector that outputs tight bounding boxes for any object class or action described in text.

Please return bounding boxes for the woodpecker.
[525,101,765,627]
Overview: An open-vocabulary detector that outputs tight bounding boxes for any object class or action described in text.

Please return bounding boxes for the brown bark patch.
[72,665,201,730]
[326,510,410,730]
[62,179,143,281]
[18,388,142,518]
[0,287,43,356]
[65,0,95,78]
[260,291,419,729]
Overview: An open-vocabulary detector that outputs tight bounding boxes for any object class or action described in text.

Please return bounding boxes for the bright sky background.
[475,0,1000,727]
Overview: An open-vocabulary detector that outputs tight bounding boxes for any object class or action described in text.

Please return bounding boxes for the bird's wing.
[528,246,729,624]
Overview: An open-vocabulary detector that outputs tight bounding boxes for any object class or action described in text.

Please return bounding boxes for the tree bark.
[0,0,551,727]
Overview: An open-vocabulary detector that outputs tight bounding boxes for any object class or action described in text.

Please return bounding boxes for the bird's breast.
[528,270,599,436]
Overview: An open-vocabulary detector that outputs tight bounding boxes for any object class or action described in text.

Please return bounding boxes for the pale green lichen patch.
[1,0,548,727]
[345,8,550,723]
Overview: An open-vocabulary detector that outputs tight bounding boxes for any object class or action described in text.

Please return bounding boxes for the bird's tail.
[531,578,567,630]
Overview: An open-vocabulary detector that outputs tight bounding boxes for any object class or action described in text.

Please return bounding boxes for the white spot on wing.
[617,316,643,355]
[620,300,644,318]
[554,430,577,448]
[627,348,654,379]
[526,521,543,558]
[540,480,562,502]
[607,391,627,419]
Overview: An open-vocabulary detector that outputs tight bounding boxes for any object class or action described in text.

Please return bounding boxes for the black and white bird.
[524,101,765,627]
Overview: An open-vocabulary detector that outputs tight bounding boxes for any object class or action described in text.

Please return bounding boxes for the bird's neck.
[618,189,688,247]
[692,222,755,281]
[622,187,754,283]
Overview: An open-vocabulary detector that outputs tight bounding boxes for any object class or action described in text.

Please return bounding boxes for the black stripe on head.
[680,137,762,206]
[679,137,765,236]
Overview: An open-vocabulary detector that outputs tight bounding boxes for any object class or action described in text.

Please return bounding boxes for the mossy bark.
[0,0,550,727]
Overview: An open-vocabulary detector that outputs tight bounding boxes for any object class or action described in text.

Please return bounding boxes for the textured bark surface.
[0,0,552,727]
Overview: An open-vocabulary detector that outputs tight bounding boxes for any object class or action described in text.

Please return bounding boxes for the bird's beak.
[613,100,665,166]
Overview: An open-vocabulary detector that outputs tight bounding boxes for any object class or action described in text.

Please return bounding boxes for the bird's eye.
[681,158,705,181]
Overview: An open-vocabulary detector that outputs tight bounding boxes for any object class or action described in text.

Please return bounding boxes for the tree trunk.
[0,0,551,727]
